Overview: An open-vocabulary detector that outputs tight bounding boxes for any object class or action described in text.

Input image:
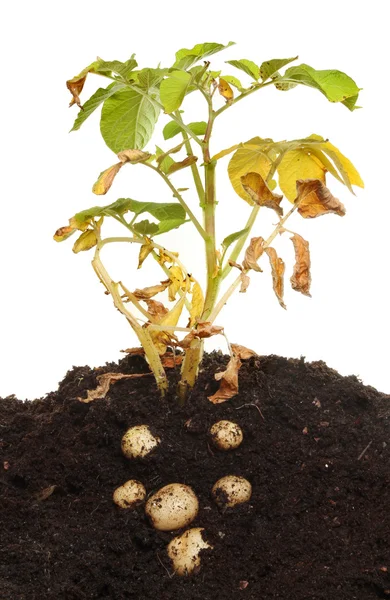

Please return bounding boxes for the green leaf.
[72,198,186,227]
[155,145,176,175]
[160,71,192,113]
[71,82,126,131]
[100,88,160,152]
[174,41,235,70]
[226,59,260,80]
[219,75,244,91]
[222,228,250,252]
[95,57,138,80]
[163,120,207,140]
[133,220,159,235]
[277,64,361,107]
[137,68,168,90]
[259,57,298,81]
[155,218,188,235]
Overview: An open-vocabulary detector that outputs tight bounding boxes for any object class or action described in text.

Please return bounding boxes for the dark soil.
[1,352,389,600]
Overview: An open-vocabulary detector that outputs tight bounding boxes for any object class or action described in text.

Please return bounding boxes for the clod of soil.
[1,351,389,600]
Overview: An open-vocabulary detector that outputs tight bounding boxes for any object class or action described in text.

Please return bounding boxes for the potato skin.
[209,420,243,450]
[145,483,199,531]
[121,425,160,459]
[113,479,146,509]
[212,475,252,508]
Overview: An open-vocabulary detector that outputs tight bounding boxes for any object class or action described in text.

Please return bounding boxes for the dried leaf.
[265,247,286,309]
[167,155,198,175]
[79,372,151,403]
[161,352,183,368]
[228,260,243,271]
[295,179,346,218]
[231,344,258,359]
[133,281,170,300]
[240,272,250,292]
[144,299,169,321]
[36,485,57,502]
[158,249,179,265]
[179,322,224,349]
[121,347,145,356]
[149,295,185,354]
[241,172,283,216]
[218,78,234,101]
[290,233,311,297]
[92,162,123,195]
[242,236,265,272]
[117,149,152,164]
[72,229,98,254]
[137,239,153,269]
[53,225,76,242]
[188,282,204,327]
[208,355,242,404]
[168,266,185,301]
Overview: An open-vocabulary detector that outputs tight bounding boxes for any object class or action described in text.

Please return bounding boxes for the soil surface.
[1,352,389,600]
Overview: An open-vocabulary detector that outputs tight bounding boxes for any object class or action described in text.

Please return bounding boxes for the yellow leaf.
[72,229,98,254]
[265,247,286,309]
[277,149,326,202]
[117,149,152,164]
[167,155,198,175]
[188,282,204,327]
[137,239,153,269]
[242,236,265,272]
[92,162,123,195]
[158,249,179,265]
[290,233,312,297]
[218,78,234,101]
[228,139,273,204]
[150,295,185,354]
[168,266,185,301]
[212,143,242,162]
[241,172,283,216]
[295,179,346,218]
[53,225,76,242]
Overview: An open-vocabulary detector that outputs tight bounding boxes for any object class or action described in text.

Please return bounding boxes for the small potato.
[212,475,252,508]
[210,420,243,451]
[167,528,213,576]
[121,425,160,459]
[145,483,199,531]
[113,479,146,509]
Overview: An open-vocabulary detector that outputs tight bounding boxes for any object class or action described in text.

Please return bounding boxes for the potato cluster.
[113,419,251,575]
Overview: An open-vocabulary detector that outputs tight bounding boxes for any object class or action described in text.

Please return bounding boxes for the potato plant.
[56,42,363,402]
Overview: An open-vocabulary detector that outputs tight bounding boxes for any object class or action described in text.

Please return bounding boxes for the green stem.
[174,111,205,207]
[201,159,220,319]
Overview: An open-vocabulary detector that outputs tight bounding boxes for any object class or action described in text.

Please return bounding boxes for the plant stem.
[174,111,205,207]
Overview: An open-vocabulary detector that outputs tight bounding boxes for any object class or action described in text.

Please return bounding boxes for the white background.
[1,0,389,400]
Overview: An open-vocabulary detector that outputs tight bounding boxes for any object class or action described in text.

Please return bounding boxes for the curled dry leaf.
[92,162,123,195]
[148,295,185,354]
[66,74,87,107]
[132,280,170,300]
[179,322,224,349]
[240,272,250,292]
[208,355,242,404]
[242,236,265,272]
[36,485,57,502]
[144,299,169,321]
[79,372,152,403]
[160,351,183,368]
[168,266,185,301]
[121,347,145,356]
[218,78,234,101]
[72,229,98,254]
[265,247,286,309]
[290,233,312,297]
[117,149,152,164]
[241,172,283,216]
[231,344,258,359]
[167,155,198,175]
[228,260,242,271]
[53,225,76,242]
[295,179,346,218]
[158,249,179,265]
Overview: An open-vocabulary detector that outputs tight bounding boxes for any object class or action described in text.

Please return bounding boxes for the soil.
[1,351,389,600]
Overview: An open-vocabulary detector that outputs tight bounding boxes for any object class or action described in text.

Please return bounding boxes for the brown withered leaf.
[167,155,198,175]
[117,149,152,164]
[290,233,312,297]
[265,247,286,309]
[295,179,346,218]
[231,344,258,359]
[218,78,234,101]
[240,272,250,292]
[144,299,169,321]
[66,76,87,108]
[161,351,183,368]
[228,260,243,271]
[242,236,265,272]
[179,322,224,349]
[92,162,123,195]
[79,372,152,403]
[241,172,283,216]
[36,485,57,502]
[137,240,153,269]
[53,225,76,242]
[120,347,145,356]
[132,280,170,300]
[208,355,242,404]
